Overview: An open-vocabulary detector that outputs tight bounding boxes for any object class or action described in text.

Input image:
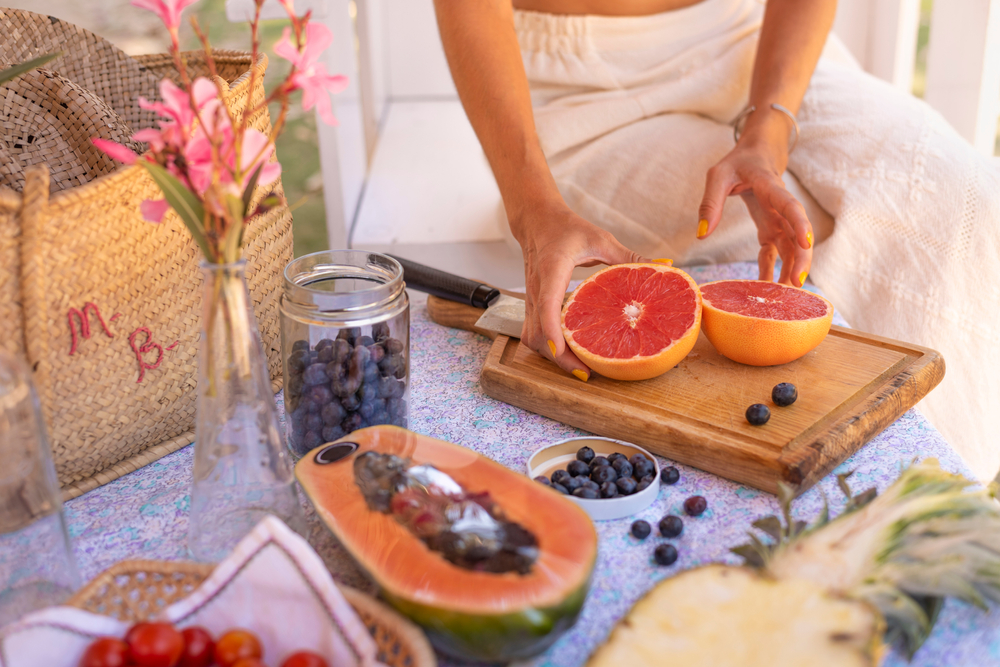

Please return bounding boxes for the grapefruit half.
[560,264,702,381]
[699,280,834,366]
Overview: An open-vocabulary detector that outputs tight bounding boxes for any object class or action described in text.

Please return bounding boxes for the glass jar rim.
[283,250,405,313]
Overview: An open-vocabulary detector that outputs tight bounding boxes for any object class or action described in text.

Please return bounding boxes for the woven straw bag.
[0,8,292,498]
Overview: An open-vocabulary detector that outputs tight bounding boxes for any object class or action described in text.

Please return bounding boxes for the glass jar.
[281,251,409,458]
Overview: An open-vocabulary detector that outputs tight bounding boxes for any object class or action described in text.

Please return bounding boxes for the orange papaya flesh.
[295,425,597,662]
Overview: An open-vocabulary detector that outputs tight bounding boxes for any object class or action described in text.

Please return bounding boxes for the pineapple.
[587,460,1000,666]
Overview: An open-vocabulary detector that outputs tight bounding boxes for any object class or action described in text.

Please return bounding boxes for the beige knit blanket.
[512,0,1000,479]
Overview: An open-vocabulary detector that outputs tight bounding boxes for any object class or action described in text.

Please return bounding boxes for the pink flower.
[274,23,348,125]
[139,78,217,131]
[92,138,139,165]
[140,199,171,223]
[131,0,200,31]
[239,128,281,189]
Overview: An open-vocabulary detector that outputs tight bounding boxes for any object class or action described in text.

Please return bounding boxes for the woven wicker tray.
[68,560,436,667]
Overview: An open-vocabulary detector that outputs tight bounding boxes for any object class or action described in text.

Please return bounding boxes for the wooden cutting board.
[425,295,944,495]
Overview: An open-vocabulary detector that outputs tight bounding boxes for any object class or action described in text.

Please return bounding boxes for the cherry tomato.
[79,637,130,667]
[126,622,185,667]
[231,660,267,667]
[178,626,215,667]
[281,651,330,667]
[213,629,263,667]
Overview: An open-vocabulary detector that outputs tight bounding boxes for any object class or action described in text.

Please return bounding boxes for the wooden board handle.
[426,295,497,339]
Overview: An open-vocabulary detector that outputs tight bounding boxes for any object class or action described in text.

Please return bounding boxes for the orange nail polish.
[806,231,814,248]
[547,340,557,357]
[799,271,808,286]
[572,369,589,382]
[697,219,708,238]
[653,258,674,265]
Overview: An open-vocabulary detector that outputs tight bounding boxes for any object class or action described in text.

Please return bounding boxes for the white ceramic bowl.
[526,436,660,521]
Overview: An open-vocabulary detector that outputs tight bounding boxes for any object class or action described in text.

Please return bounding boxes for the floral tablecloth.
[63,262,1000,667]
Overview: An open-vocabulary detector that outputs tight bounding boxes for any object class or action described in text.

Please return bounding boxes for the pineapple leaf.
[752,516,783,541]
[837,471,855,499]
[730,544,765,568]
[777,482,796,537]
[847,487,878,512]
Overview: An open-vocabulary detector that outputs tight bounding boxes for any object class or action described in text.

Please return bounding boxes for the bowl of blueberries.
[527,437,660,521]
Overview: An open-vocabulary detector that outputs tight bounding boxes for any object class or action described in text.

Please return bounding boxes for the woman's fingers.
[759,178,813,251]
[698,163,737,239]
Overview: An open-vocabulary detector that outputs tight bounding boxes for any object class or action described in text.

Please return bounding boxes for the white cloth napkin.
[0,517,384,667]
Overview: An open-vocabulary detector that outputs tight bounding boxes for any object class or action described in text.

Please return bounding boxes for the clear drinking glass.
[280,251,410,458]
[188,261,305,563]
[0,351,79,626]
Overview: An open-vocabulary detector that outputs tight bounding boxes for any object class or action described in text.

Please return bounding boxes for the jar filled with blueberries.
[280,251,409,457]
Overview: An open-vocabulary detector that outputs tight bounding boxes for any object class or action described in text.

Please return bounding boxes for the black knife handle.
[387,255,499,309]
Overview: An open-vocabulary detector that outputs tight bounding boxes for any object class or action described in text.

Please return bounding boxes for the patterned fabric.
[63,267,1000,666]
[513,0,1000,479]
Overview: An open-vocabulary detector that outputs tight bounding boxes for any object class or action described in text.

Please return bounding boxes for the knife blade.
[388,255,525,339]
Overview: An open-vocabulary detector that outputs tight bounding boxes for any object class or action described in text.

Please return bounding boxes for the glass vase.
[0,351,79,625]
[188,261,304,563]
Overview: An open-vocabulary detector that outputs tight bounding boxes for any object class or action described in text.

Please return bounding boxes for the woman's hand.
[511,202,651,381]
[696,110,813,286]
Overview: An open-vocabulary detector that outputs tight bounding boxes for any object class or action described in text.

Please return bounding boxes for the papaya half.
[295,425,598,662]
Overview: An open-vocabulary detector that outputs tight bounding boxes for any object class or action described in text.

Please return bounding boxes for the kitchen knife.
[387,255,525,339]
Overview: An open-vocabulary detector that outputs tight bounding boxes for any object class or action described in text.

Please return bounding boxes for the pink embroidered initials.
[67,303,120,355]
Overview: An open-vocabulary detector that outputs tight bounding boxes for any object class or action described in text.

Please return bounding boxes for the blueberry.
[387,397,407,419]
[320,400,344,426]
[581,479,600,492]
[552,469,572,486]
[302,430,323,450]
[359,382,379,403]
[357,335,375,348]
[341,393,361,411]
[659,515,684,538]
[661,466,680,485]
[363,361,380,381]
[599,481,618,498]
[590,456,611,469]
[332,339,352,364]
[616,476,638,495]
[342,412,363,433]
[305,412,323,432]
[368,344,386,365]
[746,403,771,425]
[372,322,391,342]
[631,520,651,539]
[307,384,333,406]
[591,465,618,485]
[316,345,334,363]
[632,457,655,479]
[635,475,655,492]
[611,459,633,479]
[285,374,304,400]
[567,460,590,477]
[321,425,344,442]
[288,349,310,374]
[378,375,405,399]
[607,452,627,465]
[573,487,600,500]
[316,338,334,351]
[576,446,595,464]
[772,382,798,407]
[563,476,584,492]
[337,327,361,345]
[684,495,708,517]
[551,483,569,495]
[385,338,405,355]
[534,475,551,486]
[292,339,310,352]
[303,363,329,386]
[654,543,678,566]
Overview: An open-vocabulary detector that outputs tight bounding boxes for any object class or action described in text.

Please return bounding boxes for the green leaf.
[0,51,62,86]
[141,162,213,260]
[222,193,245,263]
[241,162,263,215]
[730,544,765,568]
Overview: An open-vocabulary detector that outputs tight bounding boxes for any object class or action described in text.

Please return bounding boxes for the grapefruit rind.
[699,280,834,367]
[560,264,702,381]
